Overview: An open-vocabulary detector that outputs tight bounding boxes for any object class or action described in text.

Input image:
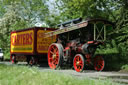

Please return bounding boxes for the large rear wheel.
[93,56,105,71]
[48,43,63,69]
[73,54,85,72]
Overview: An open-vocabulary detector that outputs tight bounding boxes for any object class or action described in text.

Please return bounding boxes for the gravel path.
[40,67,128,85]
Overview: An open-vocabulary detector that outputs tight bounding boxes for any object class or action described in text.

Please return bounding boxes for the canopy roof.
[44,18,114,38]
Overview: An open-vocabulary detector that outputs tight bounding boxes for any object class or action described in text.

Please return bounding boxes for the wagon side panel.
[10,29,35,54]
[36,29,56,54]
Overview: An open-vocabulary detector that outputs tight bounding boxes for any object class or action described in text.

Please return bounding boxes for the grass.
[0,64,119,85]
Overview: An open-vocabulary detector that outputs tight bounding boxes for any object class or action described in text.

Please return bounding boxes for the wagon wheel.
[48,43,63,69]
[73,54,85,72]
[29,57,36,66]
[93,56,105,71]
[11,55,17,64]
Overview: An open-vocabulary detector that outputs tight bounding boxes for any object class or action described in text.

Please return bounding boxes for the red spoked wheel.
[73,54,85,72]
[94,56,105,71]
[48,43,63,69]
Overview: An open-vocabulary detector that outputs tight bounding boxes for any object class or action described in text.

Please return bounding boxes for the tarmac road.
[0,61,128,85]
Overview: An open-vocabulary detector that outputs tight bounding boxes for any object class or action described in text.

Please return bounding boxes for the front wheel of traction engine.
[73,54,85,72]
[48,43,63,69]
[93,56,105,71]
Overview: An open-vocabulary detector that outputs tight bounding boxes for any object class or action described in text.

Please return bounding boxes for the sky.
[35,0,58,27]
[46,0,55,10]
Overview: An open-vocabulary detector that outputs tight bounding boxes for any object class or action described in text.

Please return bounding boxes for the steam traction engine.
[45,18,113,72]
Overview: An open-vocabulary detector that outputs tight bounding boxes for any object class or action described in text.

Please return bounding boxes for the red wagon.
[10,27,56,65]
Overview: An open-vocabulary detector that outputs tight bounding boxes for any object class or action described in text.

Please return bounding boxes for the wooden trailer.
[10,27,56,65]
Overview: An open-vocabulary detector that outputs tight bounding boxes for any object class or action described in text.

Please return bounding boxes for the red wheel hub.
[48,44,59,69]
[73,54,84,72]
[94,56,105,71]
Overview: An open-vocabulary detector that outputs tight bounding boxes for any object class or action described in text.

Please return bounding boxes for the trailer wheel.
[29,57,36,66]
[48,43,63,69]
[93,56,105,71]
[73,54,85,72]
[11,55,17,64]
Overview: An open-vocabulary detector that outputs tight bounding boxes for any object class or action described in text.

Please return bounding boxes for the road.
[0,61,128,85]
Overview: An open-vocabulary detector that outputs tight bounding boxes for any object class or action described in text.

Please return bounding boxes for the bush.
[3,48,10,60]
[120,64,128,73]
[95,39,128,71]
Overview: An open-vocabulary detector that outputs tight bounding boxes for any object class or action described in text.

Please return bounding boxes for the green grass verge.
[0,64,119,85]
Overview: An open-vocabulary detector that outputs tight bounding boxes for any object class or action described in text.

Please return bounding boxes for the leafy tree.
[0,3,29,56]
[0,0,50,58]
[0,0,49,26]
[54,0,120,22]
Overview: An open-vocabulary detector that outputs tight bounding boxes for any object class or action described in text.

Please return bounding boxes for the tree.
[54,0,120,22]
[0,0,49,27]
[0,3,29,50]
[0,0,50,58]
